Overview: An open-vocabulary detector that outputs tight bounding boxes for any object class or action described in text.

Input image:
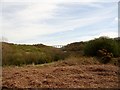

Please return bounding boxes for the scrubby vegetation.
[1,36,120,66]
[84,36,120,64]
[62,41,85,57]
[2,42,67,66]
[84,37,120,57]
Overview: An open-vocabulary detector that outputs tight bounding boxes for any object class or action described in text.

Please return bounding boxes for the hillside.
[1,37,120,88]
[2,42,67,66]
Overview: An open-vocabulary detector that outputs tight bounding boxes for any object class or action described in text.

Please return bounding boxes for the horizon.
[1,36,119,46]
[0,0,119,45]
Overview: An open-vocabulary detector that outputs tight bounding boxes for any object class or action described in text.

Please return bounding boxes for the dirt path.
[2,64,119,88]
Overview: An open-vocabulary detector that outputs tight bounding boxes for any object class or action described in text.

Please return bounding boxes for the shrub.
[62,42,85,57]
[97,49,113,64]
[84,37,119,57]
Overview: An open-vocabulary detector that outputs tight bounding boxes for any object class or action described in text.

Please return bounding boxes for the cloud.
[1,0,119,3]
[1,1,118,45]
[99,31,118,38]
[17,26,117,45]
[16,3,58,22]
[2,2,58,41]
[115,17,118,21]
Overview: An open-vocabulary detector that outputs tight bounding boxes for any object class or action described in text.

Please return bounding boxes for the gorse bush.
[84,37,120,57]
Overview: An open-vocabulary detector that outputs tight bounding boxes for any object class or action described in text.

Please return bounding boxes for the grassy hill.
[2,42,67,66]
[1,36,120,66]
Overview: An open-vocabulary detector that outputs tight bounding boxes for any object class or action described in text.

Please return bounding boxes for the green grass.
[2,42,67,66]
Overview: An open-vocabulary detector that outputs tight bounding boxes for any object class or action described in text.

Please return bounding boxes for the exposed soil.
[2,63,119,88]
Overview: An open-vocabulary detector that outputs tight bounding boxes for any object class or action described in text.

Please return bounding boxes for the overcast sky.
[1,0,119,45]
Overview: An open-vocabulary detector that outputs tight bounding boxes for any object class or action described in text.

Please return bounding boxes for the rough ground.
[2,61,119,88]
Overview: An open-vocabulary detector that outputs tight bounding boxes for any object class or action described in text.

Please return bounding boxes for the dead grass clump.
[60,56,100,66]
[97,49,113,64]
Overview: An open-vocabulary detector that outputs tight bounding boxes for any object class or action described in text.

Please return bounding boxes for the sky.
[0,0,119,45]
